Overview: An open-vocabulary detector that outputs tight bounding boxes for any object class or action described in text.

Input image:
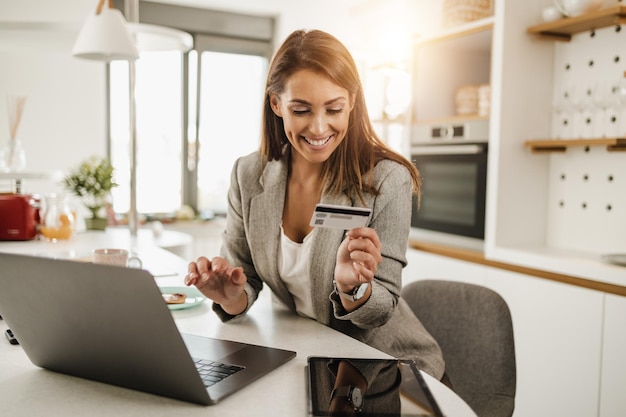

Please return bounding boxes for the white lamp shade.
[72,7,139,62]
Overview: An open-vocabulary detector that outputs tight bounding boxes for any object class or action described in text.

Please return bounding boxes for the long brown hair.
[260,29,421,203]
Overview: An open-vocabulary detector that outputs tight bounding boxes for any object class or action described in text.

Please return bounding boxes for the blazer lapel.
[309,192,353,323]
[248,156,296,310]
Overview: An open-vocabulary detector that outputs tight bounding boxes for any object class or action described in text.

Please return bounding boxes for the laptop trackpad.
[181,333,246,361]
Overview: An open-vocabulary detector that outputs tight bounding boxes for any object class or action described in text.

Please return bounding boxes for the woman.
[186,29,445,381]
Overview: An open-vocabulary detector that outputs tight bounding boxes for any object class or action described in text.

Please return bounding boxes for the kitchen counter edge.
[408,240,626,297]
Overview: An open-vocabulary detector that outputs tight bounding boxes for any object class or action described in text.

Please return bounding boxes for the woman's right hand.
[185,256,248,315]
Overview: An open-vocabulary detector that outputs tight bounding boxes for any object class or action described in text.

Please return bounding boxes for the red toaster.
[0,193,41,241]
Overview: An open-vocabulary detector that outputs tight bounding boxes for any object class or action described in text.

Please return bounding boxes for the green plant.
[63,156,118,219]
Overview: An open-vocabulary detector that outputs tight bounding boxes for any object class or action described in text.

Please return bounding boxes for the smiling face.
[270,69,353,166]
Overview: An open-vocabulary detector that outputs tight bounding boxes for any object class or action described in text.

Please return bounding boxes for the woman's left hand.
[334,227,382,293]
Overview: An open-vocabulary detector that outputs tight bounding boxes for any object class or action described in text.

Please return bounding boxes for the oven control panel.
[411,119,489,144]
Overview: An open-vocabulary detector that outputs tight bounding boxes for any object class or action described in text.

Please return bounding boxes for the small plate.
[602,254,626,267]
[159,286,206,310]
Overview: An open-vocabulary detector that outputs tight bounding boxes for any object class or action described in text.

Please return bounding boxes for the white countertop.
[0,229,477,417]
[409,228,626,289]
[0,228,193,271]
[487,244,626,287]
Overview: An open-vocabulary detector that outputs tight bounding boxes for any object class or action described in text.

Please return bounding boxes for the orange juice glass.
[40,194,75,242]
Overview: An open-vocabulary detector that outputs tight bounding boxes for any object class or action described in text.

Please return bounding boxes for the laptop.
[0,252,296,405]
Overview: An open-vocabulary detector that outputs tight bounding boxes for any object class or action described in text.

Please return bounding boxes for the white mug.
[92,248,142,268]
[553,0,604,17]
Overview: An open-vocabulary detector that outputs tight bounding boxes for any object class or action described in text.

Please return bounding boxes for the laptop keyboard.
[193,358,244,387]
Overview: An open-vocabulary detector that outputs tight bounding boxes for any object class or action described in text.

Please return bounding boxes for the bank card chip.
[309,204,372,230]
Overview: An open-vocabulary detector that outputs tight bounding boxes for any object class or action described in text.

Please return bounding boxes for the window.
[195,51,267,215]
[107,3,274,217]
[109,51,185,215]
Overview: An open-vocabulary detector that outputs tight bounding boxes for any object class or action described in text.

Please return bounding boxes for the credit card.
[309,204,372,230]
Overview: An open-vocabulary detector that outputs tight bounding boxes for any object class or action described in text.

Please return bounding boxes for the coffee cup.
[92,248,142,268]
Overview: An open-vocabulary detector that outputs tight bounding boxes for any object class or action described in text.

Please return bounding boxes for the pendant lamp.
[72,0,139,62]
[72,0,192,237]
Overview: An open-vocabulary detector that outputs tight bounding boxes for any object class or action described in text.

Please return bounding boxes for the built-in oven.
[410,119,488,240]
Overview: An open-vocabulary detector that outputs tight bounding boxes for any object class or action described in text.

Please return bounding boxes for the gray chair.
[402,280,516,417]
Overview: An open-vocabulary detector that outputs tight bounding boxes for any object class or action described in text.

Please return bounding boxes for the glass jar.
[39,193,75,242]
[0,139,27,172]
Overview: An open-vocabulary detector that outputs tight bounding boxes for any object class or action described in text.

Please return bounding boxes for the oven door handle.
[410,144,486,155]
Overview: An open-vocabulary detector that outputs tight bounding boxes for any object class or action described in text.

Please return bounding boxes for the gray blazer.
[214,150,445,380]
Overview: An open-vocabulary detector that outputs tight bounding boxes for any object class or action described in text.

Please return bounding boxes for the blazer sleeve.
[329,161,412,328]
[212,155,264,322]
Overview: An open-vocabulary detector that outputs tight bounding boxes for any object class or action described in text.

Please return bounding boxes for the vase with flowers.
[63,156,118,230]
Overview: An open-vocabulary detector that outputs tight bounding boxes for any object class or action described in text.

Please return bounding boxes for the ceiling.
[143,0,366,16]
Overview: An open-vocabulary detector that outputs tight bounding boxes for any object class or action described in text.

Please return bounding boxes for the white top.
[278,225,316,319]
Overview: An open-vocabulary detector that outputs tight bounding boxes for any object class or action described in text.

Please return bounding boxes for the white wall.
[0,0,106,194]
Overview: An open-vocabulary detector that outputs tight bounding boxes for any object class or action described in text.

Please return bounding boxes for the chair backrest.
[401,280,516,417]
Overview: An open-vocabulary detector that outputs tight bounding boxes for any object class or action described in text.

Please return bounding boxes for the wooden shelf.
[527,5,626,41]
[415,16,493,47]
[524,138,626,153]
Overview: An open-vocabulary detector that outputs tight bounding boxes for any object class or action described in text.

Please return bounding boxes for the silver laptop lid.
[0,252,212,404]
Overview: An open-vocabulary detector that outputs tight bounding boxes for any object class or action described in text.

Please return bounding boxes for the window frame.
[107,1,275,215]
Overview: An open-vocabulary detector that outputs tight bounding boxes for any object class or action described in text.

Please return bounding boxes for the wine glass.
[568,83,594,139]
[552,84,575,139]
[590,79,619,138]
[613,74,626,137]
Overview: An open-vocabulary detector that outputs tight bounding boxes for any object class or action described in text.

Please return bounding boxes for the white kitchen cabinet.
[483,0,555,257]
[599,293,626,417]
[485,268,604,417]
